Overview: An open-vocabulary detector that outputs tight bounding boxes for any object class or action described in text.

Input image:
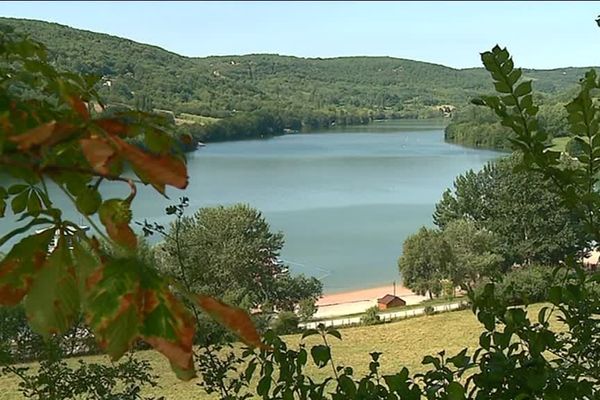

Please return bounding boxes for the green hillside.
[0,17,594,143]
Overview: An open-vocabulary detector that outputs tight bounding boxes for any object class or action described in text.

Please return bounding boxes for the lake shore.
[314,283,429,319]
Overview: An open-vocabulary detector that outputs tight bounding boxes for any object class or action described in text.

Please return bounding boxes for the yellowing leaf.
[98,199,137,249]
[0,229,54,305]
[141,283,196,380]
[196,295,264,348]
[85,257,143,360]
[111,136,188,191]
[9,121,56,150]
[80,137,116,176]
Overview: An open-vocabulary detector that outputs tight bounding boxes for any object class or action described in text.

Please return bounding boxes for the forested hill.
[1,17,593,144]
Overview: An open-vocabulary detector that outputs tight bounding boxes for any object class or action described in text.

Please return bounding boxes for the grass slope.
[0,304,553,400]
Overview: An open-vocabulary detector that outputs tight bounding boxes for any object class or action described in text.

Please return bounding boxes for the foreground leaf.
[9,121,56,150]
[98,199,137,249]
[80,137,116,175]
[111,135,188,192]
[85,257,143,360]
[196,295,263,348]
[140,272,196,380]
[24,236,80,336]
[0,229,54,305]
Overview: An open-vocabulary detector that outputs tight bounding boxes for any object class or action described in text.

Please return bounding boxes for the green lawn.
[175,113,220,126]
[0,304,553,400]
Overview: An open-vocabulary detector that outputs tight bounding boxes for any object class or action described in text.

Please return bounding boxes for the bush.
[424,305,436,316]
[272,311,300,335]
[490,264,554,305]
[360,306,381,325]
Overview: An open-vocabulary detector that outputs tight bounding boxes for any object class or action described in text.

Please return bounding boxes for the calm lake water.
[0,120,500,293]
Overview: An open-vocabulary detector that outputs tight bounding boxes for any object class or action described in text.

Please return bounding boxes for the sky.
[1,1,599,69]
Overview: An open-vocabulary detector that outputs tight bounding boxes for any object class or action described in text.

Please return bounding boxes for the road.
[301,301,468,329]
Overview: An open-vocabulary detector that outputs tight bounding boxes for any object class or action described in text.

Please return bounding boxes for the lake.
[0,120,500,293]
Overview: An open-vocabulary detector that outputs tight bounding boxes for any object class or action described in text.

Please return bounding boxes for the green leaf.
[494,81,512,94]
[311,344,331,368]
[506,69,522,86]
[7,184,28,195]
[548,286,562,305]
[338,375,357,396]
[0,229,54,305]
[301,328,319,339]
[27,190,42,216]
[326,328,342,340]
[11,190,29,214]
[85,257,143,360]
[76,187,102,215]
[24,236,80,336]
[447,382,466,400]
[514,81,532,97]
[140,270,196,381]
[257,375,271,396]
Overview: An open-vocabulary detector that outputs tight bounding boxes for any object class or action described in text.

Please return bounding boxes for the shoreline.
[314,283,429,319]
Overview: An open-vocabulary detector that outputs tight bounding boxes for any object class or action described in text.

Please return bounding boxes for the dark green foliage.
[0,306,161,400]
[0,17,592,145]
[360,306,381,326]
[156,203,322,312]
[492,265,554,305]
[1,350,162,400]
[423,306,435,316]
[434,154,586,268]
[272,311,300,335]
[398,227,452,299]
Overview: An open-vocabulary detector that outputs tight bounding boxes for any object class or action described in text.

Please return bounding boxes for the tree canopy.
[0,17,592,145]
[155,203,322,312]
[433,155,586,268]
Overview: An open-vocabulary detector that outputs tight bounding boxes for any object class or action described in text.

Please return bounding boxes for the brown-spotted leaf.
[84,257,143,360]
[98,199,137,249]
[80,137,116,175]
[9,121,56,150]
[140,274,196,380]
[110,135,188,192]
[24,236,80,337]
[196,295,264,348]
[0,229,54,305]
[68,95,90,120]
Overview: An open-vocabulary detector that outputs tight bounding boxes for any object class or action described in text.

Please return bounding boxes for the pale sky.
[1,1,599,69]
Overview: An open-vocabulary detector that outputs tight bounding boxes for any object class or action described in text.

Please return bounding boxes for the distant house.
[377,294,406,310]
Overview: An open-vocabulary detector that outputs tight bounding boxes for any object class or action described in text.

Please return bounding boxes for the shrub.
[360,306,381,325]
[483,264,554,305]
[424,305,436,315]
[272,311,300,335]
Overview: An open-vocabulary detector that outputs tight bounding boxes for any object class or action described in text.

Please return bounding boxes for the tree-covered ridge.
[0,17,593,132]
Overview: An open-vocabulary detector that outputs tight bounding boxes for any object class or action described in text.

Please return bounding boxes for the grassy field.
[175,113,220,126]
[0,304,551,400]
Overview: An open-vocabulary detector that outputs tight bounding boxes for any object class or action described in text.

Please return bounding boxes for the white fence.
[300,301,468,330]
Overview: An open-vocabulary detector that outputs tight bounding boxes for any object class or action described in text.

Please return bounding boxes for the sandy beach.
[314,284,429,319]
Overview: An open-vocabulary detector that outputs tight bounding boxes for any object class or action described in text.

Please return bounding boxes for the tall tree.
[398,227,452,299]
[156,204,322,311]
[434,155,585,268]
[442,218,504,285]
